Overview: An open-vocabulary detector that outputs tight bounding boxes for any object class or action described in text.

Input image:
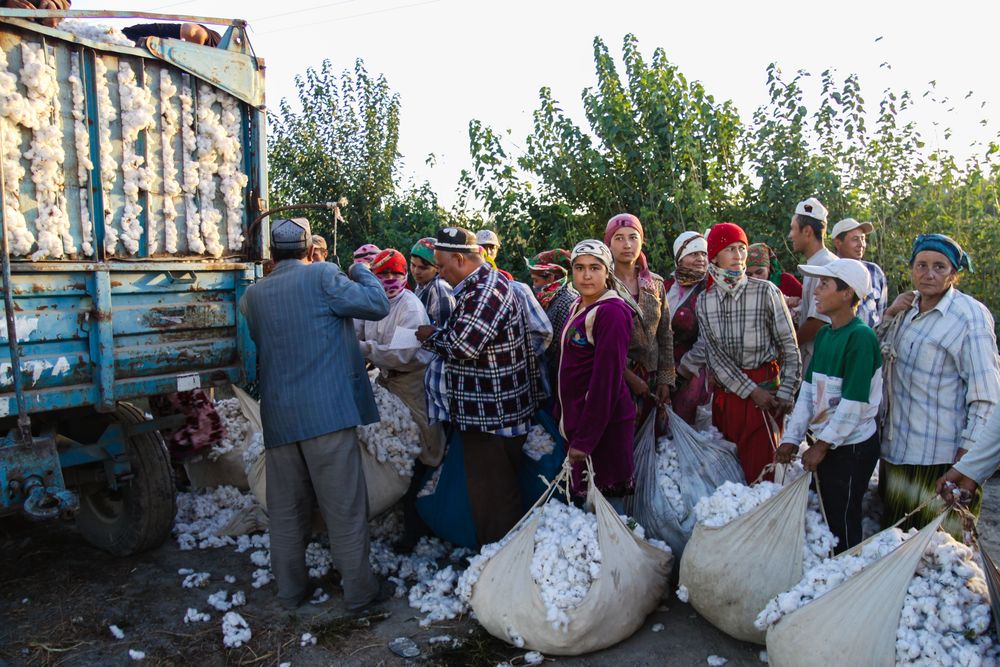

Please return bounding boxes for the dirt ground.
[2,479,998,667]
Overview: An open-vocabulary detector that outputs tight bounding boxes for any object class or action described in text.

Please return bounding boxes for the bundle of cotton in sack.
[763,512,1000,666]
[627,410,745,557]
[459,466,672,655]
[678,472,836,644]
[357,380,422,516]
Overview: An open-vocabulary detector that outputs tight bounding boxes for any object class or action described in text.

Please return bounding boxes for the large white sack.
[232,386,408,520]
[678,471,812,644]
[469,464,673,655]
[765,513,947,667]
[628,410,745,558]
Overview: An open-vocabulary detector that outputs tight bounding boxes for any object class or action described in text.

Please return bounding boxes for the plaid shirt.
[857,260,887,329]
[879,287,1000,465]
[694,277,802,402]
[422,264,541,432]
[415,275,455,326]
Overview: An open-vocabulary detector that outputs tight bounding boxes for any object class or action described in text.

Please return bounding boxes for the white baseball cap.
[830,218,874,239]
[475,229,500,247]
[798,257,872,299]
[795,197,829,222]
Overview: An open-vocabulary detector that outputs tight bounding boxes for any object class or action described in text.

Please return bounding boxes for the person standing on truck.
[239,218,391,612]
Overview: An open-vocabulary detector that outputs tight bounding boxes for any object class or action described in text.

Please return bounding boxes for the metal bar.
[83,48,107,261]
[136,58,150,258]
[93,270,115,411]
[0,122,32,443]
[235,266,255,385]
[0,9,246,27]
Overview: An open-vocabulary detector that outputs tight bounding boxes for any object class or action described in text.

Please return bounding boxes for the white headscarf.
[571,239,614,270]
[673,231,708,262]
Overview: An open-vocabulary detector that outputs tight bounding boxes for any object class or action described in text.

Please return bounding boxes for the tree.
[268,58,401,261]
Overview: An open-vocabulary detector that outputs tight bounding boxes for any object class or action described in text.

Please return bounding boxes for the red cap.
[706,223,749,261]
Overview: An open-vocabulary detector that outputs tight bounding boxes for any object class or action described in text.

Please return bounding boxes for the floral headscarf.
[747,243,784,288]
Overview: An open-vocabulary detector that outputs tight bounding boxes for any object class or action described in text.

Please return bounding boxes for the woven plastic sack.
[678,471,813,644]
[468,461,673,655]
[231,386,405,521]
[765,513,947,666]
[627,410,745,558]
[518,410,567,510]
[416,430,478,548]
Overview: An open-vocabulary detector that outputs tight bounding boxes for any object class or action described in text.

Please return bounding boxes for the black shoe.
[346,578,394,614]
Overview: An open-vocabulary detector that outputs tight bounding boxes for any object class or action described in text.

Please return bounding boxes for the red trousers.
[712,360,782,484]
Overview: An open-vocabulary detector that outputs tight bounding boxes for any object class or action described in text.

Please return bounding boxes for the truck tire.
[76,402,177,556]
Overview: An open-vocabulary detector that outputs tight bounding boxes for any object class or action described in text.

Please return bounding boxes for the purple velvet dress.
[554,291,637,497]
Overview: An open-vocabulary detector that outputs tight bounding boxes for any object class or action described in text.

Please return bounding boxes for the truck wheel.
[76,402,177,556]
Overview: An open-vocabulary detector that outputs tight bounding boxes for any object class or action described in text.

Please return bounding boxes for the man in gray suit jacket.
[240,218,390,611]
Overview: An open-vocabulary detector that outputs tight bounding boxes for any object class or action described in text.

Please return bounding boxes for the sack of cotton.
[762,509,1000,666]
[460,460,673,655]
[627,410,746,559]
[678,469,836,644]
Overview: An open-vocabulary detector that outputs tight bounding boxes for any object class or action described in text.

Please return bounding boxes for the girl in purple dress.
[556,240,637,510]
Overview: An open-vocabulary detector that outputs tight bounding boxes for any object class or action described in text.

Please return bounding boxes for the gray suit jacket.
[240,260,390,448]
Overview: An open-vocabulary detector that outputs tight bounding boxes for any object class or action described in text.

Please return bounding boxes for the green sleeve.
[840,328,880,402]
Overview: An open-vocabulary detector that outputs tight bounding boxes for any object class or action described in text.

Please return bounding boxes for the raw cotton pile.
[209,398,262,461]
[655,436,684,514]
[194,84,225,257]
[159,70,180,253]
[57,20,134,47]
[221,612,250,648]
[756,528,999,665]
[174,485,258,550]
[358,381,422,477]
[68,57,94,256]
[522,425,556,462]
[0,48,34,256]
[117,61,155,255]
[178,80,204,254]
[694,481,836,571]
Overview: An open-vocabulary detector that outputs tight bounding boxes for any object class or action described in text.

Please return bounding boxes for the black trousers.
[815,431,880,553]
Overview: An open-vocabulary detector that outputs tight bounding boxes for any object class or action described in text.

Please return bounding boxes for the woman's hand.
[655,383,672,407]
[885,291,916,318]
[624,369,650,398]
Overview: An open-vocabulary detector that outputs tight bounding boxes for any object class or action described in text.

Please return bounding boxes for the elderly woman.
[879,234,1000,537]
[557,240,636,511]
[693,223,801,483]
[605,213,676,423]
[664,231,711,424]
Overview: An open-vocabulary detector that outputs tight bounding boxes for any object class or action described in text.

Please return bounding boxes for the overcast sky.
[74,0,1000,209]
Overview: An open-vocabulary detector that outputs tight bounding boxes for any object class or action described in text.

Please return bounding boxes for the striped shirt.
[694,277,802,402]
[879,287,1000,465]
[857,260,888,329]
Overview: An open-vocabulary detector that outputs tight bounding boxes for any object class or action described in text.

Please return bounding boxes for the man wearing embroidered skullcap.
[788,197,838,369]
[416,227,544,545]
[240,217,391,612]
[683,222,801,483]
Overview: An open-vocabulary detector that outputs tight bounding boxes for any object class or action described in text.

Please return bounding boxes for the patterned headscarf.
[747,242,784,288]
[910,234,973,272]
[525,248,571,277]
[571,239,614,270]
[353,243,381,264]
[371,248,407,275]
[603,213,656,291]
[410,237,437,266]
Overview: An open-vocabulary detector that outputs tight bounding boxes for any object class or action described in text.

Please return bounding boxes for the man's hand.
[801,440,830,472]
[415,325,436,342]
[885,291,916,318]
[566,447,588,463]
[750,387,777,412]
[774,442,798,464]
[936,467,978,504]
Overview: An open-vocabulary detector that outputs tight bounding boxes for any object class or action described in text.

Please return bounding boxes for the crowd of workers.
[238,197,1000,613]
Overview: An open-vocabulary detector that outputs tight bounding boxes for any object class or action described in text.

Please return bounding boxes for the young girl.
[556,240,636,510]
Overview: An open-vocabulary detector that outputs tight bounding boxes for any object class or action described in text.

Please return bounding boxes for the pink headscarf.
[603,213,656,291]
[353,243,381,264]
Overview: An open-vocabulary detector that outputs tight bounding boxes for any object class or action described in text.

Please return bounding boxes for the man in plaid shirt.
[417,227,543,544]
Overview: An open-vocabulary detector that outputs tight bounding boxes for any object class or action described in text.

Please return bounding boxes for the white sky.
[74,1,1000,209]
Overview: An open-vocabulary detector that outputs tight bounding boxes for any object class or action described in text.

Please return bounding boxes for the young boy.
[775,258,880,552]
[410,237,454,326]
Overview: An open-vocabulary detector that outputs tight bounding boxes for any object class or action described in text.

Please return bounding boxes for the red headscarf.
[706,223,749,261]
[603,213,656,291]
[370,248,407,275]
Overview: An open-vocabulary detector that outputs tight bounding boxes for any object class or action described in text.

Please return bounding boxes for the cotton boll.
[160,70,181,253]
[173,485,258,550]
[183,608,210,623]
[654,436,685,514]
[128,649,145,661]
[194,85,225,257]
[221,612,251,648]
[523,425,556,461]
[68,58,94,256]
[109,624,125,640]
[178,82,204,254]
[676,585,690,603]
[181,572,210,589]
[117,62,156,255]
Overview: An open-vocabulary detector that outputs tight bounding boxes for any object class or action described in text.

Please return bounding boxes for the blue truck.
[0,9,270,555]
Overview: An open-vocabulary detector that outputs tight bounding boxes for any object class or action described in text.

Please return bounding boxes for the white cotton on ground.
[128,649,145,661]
[108,624,125,640]
[358,380,422,478]
[707,656,728,666]
[675,584,690,603]
[221,612,251,648]
[184,608,210,624]
[174,485,258,550]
